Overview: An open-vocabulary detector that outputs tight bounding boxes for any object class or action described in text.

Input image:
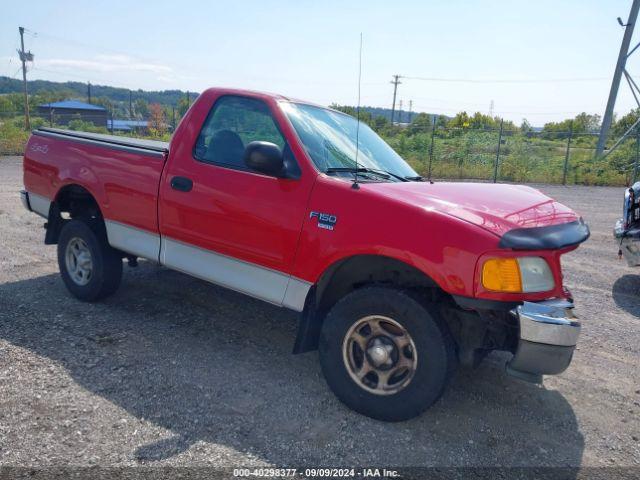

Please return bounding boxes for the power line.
[361,92,604,111]
[23,29,168,69]
[402,75,609,84]
[10,65,23,79]
[407,103,587,116]
[29,66,144,91]
[23,26,367,89]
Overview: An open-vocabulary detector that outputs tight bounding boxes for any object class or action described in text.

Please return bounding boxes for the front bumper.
[506,299,580,383]
[614,218,640,266]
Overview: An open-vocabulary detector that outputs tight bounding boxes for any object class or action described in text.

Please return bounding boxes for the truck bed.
[34,127,169,156]
[24,126,168,238]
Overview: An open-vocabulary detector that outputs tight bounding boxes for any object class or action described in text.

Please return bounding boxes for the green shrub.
[0,120,30,155]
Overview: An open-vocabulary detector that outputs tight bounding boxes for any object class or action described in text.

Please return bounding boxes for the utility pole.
[87,82,92,103]
[635,129,640,183]
[493,118,504,183]
[390,74,401,124]
[18,26,32,130]
[428,116,436,181]
[596,0,640,156]
[562,121,573,185]
[129,90,133,119]
[489,100,494,118]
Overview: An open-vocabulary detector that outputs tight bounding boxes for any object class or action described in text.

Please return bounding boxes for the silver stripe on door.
[160,237,311,311]
[104,220,311,312]
[105,220,161,261]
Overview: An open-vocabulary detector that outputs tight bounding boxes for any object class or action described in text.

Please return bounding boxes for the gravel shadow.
[612,274,640,317]
[0,266,584,469]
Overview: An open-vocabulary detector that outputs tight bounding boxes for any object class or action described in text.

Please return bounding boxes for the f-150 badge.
[310,211,337,231]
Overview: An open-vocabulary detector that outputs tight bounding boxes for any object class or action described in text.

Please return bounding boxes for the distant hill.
[345,106,445,124]
[0,76,197,107]
[0,76,444,123]
[361,106,423,123]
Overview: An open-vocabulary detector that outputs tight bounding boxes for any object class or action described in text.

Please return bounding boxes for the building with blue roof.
[107,119,149,133]
[37,100,108,128]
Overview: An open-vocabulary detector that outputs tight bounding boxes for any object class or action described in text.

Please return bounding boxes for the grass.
[1,115,633,185]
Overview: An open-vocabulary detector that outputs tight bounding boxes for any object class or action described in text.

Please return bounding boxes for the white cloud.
[36,54,172,74]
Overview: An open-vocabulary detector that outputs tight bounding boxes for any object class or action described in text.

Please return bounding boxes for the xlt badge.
[310,211,337,231]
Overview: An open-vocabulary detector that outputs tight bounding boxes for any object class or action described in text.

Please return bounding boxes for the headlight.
[482,257,554,293]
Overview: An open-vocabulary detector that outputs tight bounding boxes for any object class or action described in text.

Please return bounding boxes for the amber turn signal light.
[482,258,523,293]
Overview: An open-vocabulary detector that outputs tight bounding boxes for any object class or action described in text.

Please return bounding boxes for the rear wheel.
[57,219,123,302]
[319,287,456,421]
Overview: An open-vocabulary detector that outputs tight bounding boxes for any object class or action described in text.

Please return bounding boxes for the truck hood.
[370,182,580,237]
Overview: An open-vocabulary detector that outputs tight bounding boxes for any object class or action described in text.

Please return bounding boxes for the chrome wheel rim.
[342,315,417,395]
[65,237,93,286]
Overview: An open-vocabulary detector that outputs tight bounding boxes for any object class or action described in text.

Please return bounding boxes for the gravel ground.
[0,155,639,473]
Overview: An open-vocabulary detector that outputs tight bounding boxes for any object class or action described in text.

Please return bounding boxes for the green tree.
[0,96,14,118]
[520,119,533,133]
[93,96,114,113]
[448,111,471,129]
[409,112,433,133]
[612,108,640,138]
[134,98,149,118]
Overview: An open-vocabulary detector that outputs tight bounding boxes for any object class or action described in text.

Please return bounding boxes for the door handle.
[170,176,193,192]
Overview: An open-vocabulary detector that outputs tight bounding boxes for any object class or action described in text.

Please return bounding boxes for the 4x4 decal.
[310,211,337,231]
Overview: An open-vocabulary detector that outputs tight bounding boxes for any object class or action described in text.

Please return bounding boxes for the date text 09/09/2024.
[233,468,400,478]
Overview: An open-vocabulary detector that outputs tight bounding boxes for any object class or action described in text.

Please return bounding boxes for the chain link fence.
[383,124,636,186]
[2,110,638,186]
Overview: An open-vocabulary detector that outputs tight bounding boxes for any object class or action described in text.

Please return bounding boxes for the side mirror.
[244,141,285,177]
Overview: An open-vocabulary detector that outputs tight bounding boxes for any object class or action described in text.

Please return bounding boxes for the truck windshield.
[282,102,418,181]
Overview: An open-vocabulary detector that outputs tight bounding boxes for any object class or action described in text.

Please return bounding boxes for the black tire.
[57,219,123,302]
[319,287,456,421]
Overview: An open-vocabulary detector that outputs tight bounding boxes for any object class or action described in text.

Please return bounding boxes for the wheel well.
[55,184,101,218]
[45,185,103,244]
[315,255,441,314]
[293,255,447,354]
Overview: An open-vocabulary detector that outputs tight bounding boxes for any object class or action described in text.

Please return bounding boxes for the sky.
[2,0,640,126]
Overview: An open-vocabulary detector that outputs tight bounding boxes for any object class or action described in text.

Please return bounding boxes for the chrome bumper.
[614,218,640,266]
[506,299,580,383]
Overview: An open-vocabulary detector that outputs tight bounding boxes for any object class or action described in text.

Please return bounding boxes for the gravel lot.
[0,155,639,473]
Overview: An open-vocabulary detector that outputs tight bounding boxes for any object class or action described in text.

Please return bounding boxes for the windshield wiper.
[325,167,391,180]
[405,175,425,182]
[325,167,411,182]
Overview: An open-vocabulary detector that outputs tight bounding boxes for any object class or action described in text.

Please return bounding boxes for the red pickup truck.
[21,88,589,421]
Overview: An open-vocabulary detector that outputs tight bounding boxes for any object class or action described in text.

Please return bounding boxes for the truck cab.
[21,87,589,421]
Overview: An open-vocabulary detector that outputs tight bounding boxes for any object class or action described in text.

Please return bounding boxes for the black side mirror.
[244,141,285,177]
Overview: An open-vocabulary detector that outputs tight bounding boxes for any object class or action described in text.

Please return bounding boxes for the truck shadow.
[612,274,640,317]
[0,264,584,471]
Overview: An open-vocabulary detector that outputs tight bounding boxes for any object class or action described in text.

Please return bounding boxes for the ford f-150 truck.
[21,88,589,421]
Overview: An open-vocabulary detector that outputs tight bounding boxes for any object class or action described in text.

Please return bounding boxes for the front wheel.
[57,219,123,302]
[319,287,456,421]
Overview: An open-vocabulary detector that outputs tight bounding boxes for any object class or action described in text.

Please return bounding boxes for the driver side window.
[194,95,286,170]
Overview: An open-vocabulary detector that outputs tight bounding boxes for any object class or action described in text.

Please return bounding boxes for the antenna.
[353,32,363,190]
